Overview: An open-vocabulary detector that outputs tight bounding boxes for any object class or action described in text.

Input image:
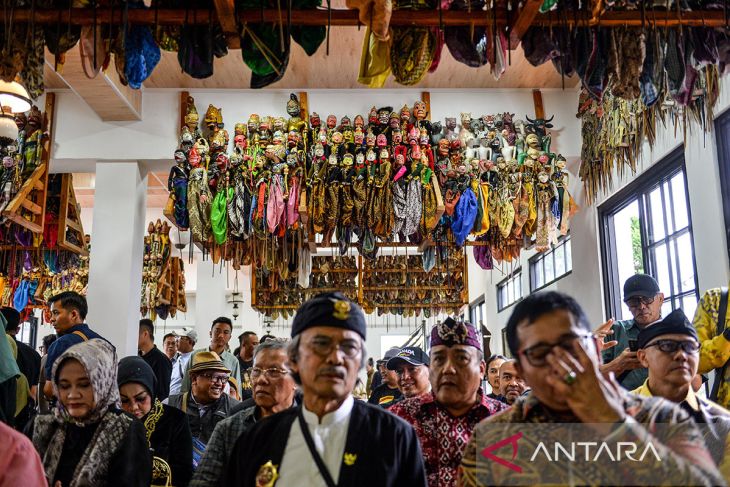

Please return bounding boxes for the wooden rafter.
[509,0,543,47]
[57,174,88,255]
[3,93,55,234]
[212,0,237,37]
[1,7,724,27]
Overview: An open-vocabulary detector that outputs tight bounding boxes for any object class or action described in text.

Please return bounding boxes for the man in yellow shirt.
[693,286,730,408]
[633,308,730,480]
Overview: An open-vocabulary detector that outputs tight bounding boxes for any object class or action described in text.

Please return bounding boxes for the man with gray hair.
[225,292,427,486]
[191,338,298,487]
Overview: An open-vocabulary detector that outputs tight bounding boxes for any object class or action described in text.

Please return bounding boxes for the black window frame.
[497,268,523,312]
[469,295,486,326]
[529,236,572,292]
[714,111,730,264]
[598,146,699,320]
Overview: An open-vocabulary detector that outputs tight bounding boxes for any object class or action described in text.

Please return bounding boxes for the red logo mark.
[480,432,523,473]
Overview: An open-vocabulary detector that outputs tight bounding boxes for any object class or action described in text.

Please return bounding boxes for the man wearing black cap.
[368,347,403,407]
[632,309,730,478]
[600,274,664,390]
[387,346,431,399]
[224,292,427,487]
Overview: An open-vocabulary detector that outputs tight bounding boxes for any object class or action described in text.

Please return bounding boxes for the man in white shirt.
[170,329,197,396]
[224,292,427,487]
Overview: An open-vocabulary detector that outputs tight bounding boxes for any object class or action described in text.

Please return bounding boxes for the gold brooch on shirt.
[343,452,357,466]
[255,461,279,487]
[332,299,351,320]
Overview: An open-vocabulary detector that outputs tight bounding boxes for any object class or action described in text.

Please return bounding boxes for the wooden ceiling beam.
[46,47,142,121]
[212,0,238,40]
[509,0,543,47]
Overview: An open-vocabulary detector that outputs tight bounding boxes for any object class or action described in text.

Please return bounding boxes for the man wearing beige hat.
[166,350,241,469]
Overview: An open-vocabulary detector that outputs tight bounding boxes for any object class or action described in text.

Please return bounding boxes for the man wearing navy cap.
[600,274,664,390]
[387,346,431,399]
[632,309,730,478]
[390,318,507,487]
[224,292,427,487]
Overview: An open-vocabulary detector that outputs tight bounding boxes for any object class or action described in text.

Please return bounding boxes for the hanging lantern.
[0,81,31,114]
[0,106,18,142]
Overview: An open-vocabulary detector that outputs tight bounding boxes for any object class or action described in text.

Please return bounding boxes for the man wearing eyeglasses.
[631,309,730,479]
[224,292,427,486]
[191,338,297,487]
[165,351,241,468]
[459,291,722,486]
[600,274,664,390]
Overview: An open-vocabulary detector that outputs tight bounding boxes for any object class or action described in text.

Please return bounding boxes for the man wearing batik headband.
[224,292,427,487]
[390,317,507,487]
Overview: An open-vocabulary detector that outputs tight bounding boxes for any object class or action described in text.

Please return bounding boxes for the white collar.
[302,395,355,427]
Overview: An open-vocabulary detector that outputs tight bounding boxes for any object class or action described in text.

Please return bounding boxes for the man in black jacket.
[224,292,427,487]
[138,319,172,400]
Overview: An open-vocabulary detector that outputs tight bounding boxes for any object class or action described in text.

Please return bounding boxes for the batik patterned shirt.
[390,390,508,487]
[459,392,724,487]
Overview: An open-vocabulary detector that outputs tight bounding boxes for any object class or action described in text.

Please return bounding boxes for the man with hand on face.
[181,317,241,394]
[191,338,298,487]
[390,318,507,487]
[224,292,427,487]
[498,359,528,405]
[368,347,403,407]
[166,352,241,469]
[387,346,431,399]
[600,274,664,390]
[632,309,730,479]
[459,291,723,486]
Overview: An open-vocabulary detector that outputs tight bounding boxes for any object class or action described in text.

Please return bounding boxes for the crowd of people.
[0,275,729,486]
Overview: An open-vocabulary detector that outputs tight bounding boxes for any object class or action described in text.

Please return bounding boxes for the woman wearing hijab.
[117,356,193,487]
[28,339,151,487]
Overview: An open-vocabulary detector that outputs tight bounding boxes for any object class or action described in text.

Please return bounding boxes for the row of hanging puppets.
[167,94,577,272]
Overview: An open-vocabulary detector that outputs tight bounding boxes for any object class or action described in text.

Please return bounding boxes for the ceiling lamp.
[0,80,31,114]
[0,106,18,141]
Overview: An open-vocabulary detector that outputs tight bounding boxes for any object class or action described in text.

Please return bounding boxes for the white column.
[195,259,229,349]
[86,162,147,357]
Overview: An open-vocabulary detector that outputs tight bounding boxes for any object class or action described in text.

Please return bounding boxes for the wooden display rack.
[156,256,187,313]
[3,94,56,234]
[251,247,468,315]
[57,173,88,255]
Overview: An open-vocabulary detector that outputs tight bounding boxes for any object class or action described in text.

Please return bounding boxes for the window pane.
[515,277,522,299]
[663,182,675,234]
[649,187,666,242]
[661,300,673,318]
[676,232,695,293]
[681,295,698,321]
[555,243,566,276]
[653,243,671,296]
[534,262,544,289]
[565,239,573,271]
[671,173,689,231]
[668,237,680,295]
[611,201,642,288]
[507,282,514,303]
[544,253,555,283]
